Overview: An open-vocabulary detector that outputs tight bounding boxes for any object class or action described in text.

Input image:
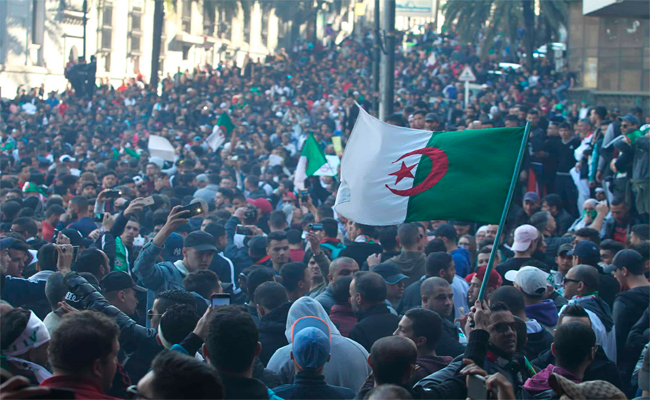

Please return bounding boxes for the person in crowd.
[560,264,617,363]
[156,304,200,352]
[568,240,620,308]
[183,270,223,306]
[629,224,649,245]
[255,281,292,366]
[315,257,359,313]
[420,277,465,358]
[356,336,418,398]
[328,276,356,337]
[385,223,426,287]
[372,262,408,310]
[466,266,503,306]
[506,267,559,333]
[521,321,596,399]
[267,296,371,393]
[432,223,471,278]
[600,239,625,267]
[267,231,291,273]
[398,252,456,314]
[496,225,549,278]
[348,271,400,352]
[272,316,355,399]
[490,285,554,361]
[541,194,574,236]
[393,308,453,384]
[602,197,643,245]
[513,192,541,229]
[0,308,51,384]
[530,211,573,259]
[339,222,383,268]
[551,243,574,293]
[100,271,146,317]
[280,262,311,302]
[532,304,623,390]
[42,272,67,333]
[245,267,276,324]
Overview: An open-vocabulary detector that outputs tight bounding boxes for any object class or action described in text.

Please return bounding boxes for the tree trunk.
[522,0,535,71]
[150,0,164,88]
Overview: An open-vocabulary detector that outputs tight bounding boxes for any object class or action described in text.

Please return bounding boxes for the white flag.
[206,126,226,152]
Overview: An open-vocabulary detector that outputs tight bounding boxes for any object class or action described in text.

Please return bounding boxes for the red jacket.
[329,304,357,338]
[41,375,120,400]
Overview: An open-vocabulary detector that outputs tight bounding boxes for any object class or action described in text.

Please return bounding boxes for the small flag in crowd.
[335,107,525,225]
[294,133,328,190]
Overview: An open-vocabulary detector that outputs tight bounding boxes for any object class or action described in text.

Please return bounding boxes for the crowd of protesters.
[0,22,648,400]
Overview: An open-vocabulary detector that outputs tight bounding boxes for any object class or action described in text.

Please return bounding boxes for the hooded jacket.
[521,365,580,400]
[613,286,650,379]
[450,247,472,278]
[526,300,559,334]
[387,251,426,287]
[266,297,371,394]
[258,302,292,366]
[525,319,555,361]
[562,296,617,363]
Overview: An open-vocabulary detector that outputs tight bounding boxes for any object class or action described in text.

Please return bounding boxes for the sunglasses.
[490,321,518,334]
[562,277,581,284]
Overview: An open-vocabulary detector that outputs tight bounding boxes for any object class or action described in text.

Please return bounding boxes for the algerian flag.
[335,107,525,225]
[216,112,235,136]
[294,133,328,190]
[22,182,46,202]
[206,125,226,151]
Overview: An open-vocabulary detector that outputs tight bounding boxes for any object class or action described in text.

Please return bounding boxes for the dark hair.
[332,276,353,305]
[542,194,563,211]
[632,241,649,262]
[247,267,275,302]
[217,187,234,203]
[286,229,303,245]
[558,304,590,326]
[554,321,596,370]
[575,228,601,246]
[370,336,417,385]
[69,195,88,210]
[593,106,607,120]
[53,185,70,197]
[205,306,259,374]
[398,223,421,248]
[530,211,552,233]
[413,109,427,118]
[405,308,443,350]
[12,217,37,237]
[183,270,221,299]
[203,223,226,241]
[48,311,120,373]
[254,281,288,310]
[489,301,511,314]
[45,272,68,310]
[74,248,108,279]
[159,304,200,347]
[2,201,22,219]
[155,289,197,315]
[425,238,447,255]
[353,271,387,303]
[632,224,649,241]
[386,114,408,127]
[489,286,525,315]
[600,239,624,255]
[320,218,339,239]
[366,385,413,400]
[317,205,334,220]
[45,204,65,219]
[267,231,288,245]
[280,262,307,292]
[611,196,627,207]
[355,223,376,238]
[376,226,398,251]
[268,210,288,230]
[0,308,31,351]
[148,351,224,399]
[425,252,453,277]
[37,244,58,272]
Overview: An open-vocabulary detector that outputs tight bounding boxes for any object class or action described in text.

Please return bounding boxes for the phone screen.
[467,374,487,400]
[211,294,231,308]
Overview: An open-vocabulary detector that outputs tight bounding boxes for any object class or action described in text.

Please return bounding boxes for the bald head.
[569,264,599,292]
[420,277,454,318]
[370,336,417,386]
[420,277,450,296]
[328,257,359,283]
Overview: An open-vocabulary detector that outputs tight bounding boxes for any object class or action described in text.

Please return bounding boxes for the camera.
[244,206,258,221]
[235,225,254,236]
[308,223,323,231]
[300,189,310,203]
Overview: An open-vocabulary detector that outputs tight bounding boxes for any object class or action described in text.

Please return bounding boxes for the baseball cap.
[595,187,606,193]
[568,240,599,263]
[248,236,267,253]
[162,232,184,262]
[511,225,539,252]
[0,237,15,250]
[548,373,625,400]
[372,262,408,285]
[425,113,438,122]
[432,223,457,240]
[504,266,550,297]
[101,271,146,293]
[183,231,217,252]
[59,155,76,163]
[290,316,331,371]
[620,114,640,126]
[474,266,503,289]
[612,249,644,272]
[196,174,209,183]
[246,198,273,215]
[557,243,573,256]
[523,192,540,203]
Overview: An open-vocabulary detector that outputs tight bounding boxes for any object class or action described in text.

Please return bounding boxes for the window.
[101,5,113,50]
[182,45,190,60]
[130,8,142,54]
[182,0,192,33]
[217,11,231,40]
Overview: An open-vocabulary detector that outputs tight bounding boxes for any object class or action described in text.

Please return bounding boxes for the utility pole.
[82,0,87,59]
[372,0,380,101]
[379,0,395,120]
[150,0,164,88]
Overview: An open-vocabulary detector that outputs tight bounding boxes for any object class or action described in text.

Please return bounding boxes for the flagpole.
[477,122,531,302]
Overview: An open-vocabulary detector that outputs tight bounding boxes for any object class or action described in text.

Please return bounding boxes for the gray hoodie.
[387,251,426,288]
[266,297,371,393]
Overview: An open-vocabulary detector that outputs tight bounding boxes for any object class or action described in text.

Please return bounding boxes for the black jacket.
[396,279,424,315]
[597,267,620,309]
[253,358,282,389]
[525,328,554,362]
[348,304,400,352]
[340,242,383,271]
[627,306,649,350]
[613,286,650,373]
[258,302,292,366]
[497,258,550,280]
[532,346,623,390]
[436,318,466,358]
[221,375,271,399]
[273,373,354,400]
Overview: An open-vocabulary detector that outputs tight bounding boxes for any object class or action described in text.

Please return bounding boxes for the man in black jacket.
[340,222,382,269]
[255,281,291,366]
[420,277,465,358]
[348,271,400,352]
[569,240,620,308]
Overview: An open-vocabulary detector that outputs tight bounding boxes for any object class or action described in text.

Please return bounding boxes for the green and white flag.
[294,133,329,190]
[334,107,525,225]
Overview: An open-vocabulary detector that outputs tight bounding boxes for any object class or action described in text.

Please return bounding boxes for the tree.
[443,0,567,70]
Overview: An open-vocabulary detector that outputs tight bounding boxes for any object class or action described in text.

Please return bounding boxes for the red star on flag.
[389,161,417,185]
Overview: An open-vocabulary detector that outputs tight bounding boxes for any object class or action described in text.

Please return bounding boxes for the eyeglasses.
[490,321,518,334]
[562,277,581,284]
[147,309,163,320]
[126,385,149,400]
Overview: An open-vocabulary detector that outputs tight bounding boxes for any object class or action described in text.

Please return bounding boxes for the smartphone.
[308,223,323,231]
[104,189,122,199]
[93,212,104,223]
[300,189,310,203]
[235,225,253,236]
[142,196,155,206]
[211,293,231,308]
[467,374,487,400]
[178,203,203,218]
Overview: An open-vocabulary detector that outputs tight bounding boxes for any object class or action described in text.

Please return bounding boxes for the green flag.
[294,133,328,188]
[217,112,235,135]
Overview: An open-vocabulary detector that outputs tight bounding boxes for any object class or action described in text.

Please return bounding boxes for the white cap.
[504,266,550,297]
[59,155,76,162]
[511,224,538,252]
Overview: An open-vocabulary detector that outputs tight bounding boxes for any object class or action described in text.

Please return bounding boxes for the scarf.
[2,311,50,357]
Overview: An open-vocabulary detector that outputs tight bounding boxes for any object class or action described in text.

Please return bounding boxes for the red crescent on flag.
[385,147,448,196]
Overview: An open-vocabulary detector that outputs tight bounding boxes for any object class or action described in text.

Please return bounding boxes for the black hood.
[579,296,614,332]
[615,285,650,308]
